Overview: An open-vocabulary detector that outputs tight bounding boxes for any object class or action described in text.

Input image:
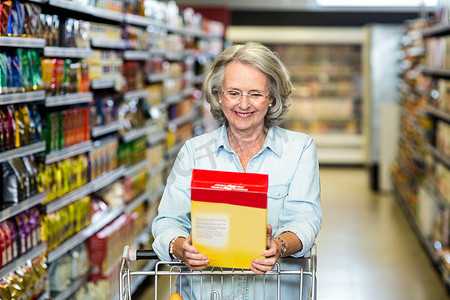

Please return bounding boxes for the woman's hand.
[173,234,210,270]
[250,224,281,274]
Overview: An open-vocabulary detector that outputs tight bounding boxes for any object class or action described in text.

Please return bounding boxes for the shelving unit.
[393,15,450,290]
[0,1,223,299]
[227,26,365,165]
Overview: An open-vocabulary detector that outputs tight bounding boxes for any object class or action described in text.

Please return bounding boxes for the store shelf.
[0,141,46,163]
[425,106,450,123]
[124,14,162,27]
[125,192,150,213]
[124,158,149,177]
[311,133,364,148]
[51,272,90,300]
[89,6,124,22]
[149,48,165,56]
[91,38,127,50]
[48,0,91,14]
[427,144,450,169]
[148,160,166,177]
[0,36,45,48]
[45,140,92,164]
[0,243,47,278]
[91,166,126,193]
[425,181,450,209]
[148,130,167,145]
[164,93,184,106]
[421,68,450,79]
[92,120,122,138]
[91,78,116,90]
[44,47,92,58]
[149,184,165,204]
[422,24,450,38]
[168,113,195,128]
[0,192,47,223]
[394,187,441,264]
[0,90,45,105]
[122,126,150,143]
[43,183,92,215]
[124,50,150,61]
[46,92,93,107]
[166,142,184,159]
[164,51,185,61]
[317,147,365,165]
[123,89,149,101]
[147,72,167,83]
[43,167,125,214]
[47,208,123,263]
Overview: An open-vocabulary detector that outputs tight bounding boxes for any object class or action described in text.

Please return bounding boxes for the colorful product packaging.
[191,169,268,269]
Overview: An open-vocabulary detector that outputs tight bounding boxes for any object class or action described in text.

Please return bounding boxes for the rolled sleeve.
[275,137,322,258]
[151,143,194,261]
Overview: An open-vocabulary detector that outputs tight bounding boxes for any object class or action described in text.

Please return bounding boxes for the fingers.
[182,235,210,270]
[250,257,277,274]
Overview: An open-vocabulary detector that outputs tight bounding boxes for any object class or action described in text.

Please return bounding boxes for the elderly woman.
[152,42,322,299]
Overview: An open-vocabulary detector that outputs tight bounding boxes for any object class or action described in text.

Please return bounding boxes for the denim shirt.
[151,125,322,299]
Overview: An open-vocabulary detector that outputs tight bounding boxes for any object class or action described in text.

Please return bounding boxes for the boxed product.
[191,169,268,269]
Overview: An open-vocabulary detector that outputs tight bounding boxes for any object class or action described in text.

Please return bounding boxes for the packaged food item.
[18,49,32,91]
[0,222,12,265]
[29,207,41,247]
[14,105,26,148]
[22,156,38,197]
[29,104,42,143]
[0,276,11,300]
[31,256,47,297]
[5,105,16,150]
[5,54,13,92]
[11,158,30,199]
[42,58,53,95]
[0,53,7,94]
[8,268,25,299]
[11,55,24,93]
[48,253,71,292]
[27,50,43,90]
[4,220,18,260]
[0,109,4,152]
[7,0,24,37]
[0,225,6,267]
[1,1,12,36]
[2,161,22,204]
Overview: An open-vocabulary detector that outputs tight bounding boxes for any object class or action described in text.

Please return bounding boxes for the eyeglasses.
[220,90,269,103]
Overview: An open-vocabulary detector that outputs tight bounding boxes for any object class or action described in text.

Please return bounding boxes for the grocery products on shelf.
[393,7,450,289]
[0,0,224,299]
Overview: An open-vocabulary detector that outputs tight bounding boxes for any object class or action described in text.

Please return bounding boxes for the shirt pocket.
[268,183,289,201]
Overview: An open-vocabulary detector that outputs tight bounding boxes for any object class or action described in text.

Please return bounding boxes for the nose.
[238,95,251,109]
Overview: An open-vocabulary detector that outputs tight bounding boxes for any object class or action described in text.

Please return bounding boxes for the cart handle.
[124,245,159,261]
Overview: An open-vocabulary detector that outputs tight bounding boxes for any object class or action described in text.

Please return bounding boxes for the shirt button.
[249,162,254,167]
[276,191,280,196]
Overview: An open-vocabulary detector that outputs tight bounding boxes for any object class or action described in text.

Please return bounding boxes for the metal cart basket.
[119,244,317,300]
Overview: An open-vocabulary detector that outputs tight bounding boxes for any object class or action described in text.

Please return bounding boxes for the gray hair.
[203,42,292,128]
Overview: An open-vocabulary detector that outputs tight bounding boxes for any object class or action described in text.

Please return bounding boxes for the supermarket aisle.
[316,167,449,300]
[135,167,450,300]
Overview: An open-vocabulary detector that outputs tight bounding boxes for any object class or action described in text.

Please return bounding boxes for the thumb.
[266,224,273,248]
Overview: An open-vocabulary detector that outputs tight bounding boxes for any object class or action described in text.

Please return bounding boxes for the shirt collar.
[213,125,283,157]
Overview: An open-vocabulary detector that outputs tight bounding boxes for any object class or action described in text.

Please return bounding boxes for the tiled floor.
[135,167,450,299]
[316,167,449,300]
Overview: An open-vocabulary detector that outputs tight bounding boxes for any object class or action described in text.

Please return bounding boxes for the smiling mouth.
[235,112,252,118]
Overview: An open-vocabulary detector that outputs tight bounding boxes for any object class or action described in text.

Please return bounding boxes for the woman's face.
[220,61,272,134]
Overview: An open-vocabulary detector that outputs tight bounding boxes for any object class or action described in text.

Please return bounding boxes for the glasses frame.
[220,90,270,104]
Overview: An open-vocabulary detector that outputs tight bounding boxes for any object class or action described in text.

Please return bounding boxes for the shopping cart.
[119,244,317,300]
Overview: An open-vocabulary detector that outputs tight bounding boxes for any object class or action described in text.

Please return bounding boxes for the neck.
[226,125,269,156]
